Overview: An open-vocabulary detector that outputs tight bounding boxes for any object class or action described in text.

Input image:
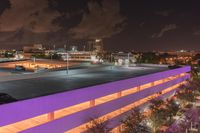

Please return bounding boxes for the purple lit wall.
[0,66,191,133]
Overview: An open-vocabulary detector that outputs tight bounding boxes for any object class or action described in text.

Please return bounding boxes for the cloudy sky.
[0,0,200,51]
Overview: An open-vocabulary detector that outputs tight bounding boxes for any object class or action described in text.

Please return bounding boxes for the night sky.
[0,0,200,51]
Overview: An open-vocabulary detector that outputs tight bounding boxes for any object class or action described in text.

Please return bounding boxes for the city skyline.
[0,0,200,51]
[1,1,200,132]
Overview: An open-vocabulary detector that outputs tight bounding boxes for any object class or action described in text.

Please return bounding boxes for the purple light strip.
[96,87,183,132]
[21,75,189,133]
[0,66,190,127]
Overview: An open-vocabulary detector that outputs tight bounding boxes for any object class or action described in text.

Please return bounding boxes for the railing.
[0,66,191,133]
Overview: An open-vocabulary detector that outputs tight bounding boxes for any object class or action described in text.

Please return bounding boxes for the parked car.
[168,65,181,69]
[34,67,48,73]
[0,93,17,104]
[15,65,26,71]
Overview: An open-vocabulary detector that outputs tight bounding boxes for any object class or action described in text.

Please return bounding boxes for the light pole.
[33,57,36,64]
[66,53,69,74]
[111,53,113,69]
[127,52,130,66]
[50,53,53,61]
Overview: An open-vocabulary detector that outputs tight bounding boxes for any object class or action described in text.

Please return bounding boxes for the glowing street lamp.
[95,39,101,43]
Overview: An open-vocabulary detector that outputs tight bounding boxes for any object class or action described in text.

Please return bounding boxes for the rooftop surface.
[0,64,168,103]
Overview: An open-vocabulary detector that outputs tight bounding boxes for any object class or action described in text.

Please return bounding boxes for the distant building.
[93,39,103,53]
[23,44,44,53]
[112,52,136,66]
[159,50,198,57]
[33,44,43,50]
[70,45,78,52]
[23,46,33,53]
[68,51,93,61]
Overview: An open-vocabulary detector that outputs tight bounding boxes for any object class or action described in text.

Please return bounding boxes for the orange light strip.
[0,73,187,133]
[66,81,185,133]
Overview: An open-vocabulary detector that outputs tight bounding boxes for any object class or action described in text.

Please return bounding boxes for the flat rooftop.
[0,64,168,103]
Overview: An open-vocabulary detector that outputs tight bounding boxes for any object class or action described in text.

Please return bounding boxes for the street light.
[127,52,131,66]
[66,53,69,74]
[50,53,53,61]
[111,53,113,69]
[33,57,36,64]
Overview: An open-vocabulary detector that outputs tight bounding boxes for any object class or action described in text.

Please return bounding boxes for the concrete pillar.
[137,86,140,91]
[117,91,122,97]
[90,100,95,107]
[117,92,122,115]
[47,112,54,121]
[117,125,122,133]
[162,79,165,83]
[151,82,155,87]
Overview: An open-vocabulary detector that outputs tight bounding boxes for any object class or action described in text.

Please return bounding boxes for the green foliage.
[149,99,164,111]
[191,67,199,79]
[176,83,197,104]
[32,53,61,60]
[86,118,110,133]
[165,99,180,123]
[121,109,150,133]
[149,100,167,133]
[32,53,46,58]
[192,54,200,61]
[4,51,14,58]
[138,52,161,64]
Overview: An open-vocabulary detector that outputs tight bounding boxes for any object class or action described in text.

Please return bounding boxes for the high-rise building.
[93,39,103,53]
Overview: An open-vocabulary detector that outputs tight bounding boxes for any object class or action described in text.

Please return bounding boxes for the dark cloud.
[68,0,126,39]
[0,0,200,51]
[193,26,200,35]
[155,10,172,17]
[0,0,61,33]
[0,0,76,47]
[194,31,200,35]
[0,0,125,48]
[139,22,144,27]
[152,24,177,38]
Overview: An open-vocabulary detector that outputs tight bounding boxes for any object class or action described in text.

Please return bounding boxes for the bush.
[185,103,193,109]
[85,118,110,133]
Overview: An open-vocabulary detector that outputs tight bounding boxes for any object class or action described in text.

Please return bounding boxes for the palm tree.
[148,99,167,133]
[85,118,110,133]
[165,99,180,123]
[176,84,196,104]
[121,109,150,133]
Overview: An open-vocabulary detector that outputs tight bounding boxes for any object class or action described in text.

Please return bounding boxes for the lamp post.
[33,57,36,64]
[66,53,69,74]
[111,53,113,69]
[50,53,53,61]
[127,52,131,66]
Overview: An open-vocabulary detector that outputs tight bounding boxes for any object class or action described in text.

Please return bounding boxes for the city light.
[0,1,199,133]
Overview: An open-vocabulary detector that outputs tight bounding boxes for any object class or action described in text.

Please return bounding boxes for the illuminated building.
[0,65,190,133]
[93,39,104,53]
[112,52,137,66]
[23,44,44,53]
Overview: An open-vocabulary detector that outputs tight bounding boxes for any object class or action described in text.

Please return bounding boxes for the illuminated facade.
[0,66,190,133]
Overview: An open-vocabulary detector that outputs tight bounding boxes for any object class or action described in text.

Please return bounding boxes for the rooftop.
[0,64,168,103]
